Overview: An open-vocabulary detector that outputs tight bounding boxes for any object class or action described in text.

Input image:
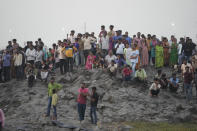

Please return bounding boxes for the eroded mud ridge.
[1,66,197,131]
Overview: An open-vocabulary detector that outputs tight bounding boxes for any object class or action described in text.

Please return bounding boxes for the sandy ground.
[1,66,197,131]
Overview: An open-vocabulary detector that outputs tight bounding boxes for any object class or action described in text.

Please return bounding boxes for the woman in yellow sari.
[155,42,164,68]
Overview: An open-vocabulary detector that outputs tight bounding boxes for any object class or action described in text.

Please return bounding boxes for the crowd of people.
[0,25,197,126]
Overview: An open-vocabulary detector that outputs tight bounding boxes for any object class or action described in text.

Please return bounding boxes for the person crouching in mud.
[149,78,161,97]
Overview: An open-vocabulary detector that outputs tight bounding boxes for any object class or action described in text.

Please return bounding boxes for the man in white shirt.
[14,50,23,80]
[82,32,97,62]
[100,31,109,56]
[57,43,66,75]
[105,50,117,66]
[25,44,36,65]
[149,78,161,96]
[35,47,43,69]
[68,30,76,44]
[130,44,139,76]
[115,38,125,58]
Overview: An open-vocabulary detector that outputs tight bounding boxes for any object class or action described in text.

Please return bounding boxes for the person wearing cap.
[184,66,194,104]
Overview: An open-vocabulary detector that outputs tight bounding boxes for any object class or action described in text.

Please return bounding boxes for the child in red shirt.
[122,65,132,81]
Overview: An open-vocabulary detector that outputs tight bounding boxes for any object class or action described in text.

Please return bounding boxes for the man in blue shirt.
[125,32,132,47]
[169,73,179,93]
[3,50,11,82]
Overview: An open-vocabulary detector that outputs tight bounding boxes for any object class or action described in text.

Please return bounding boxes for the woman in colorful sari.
[85,51,96,70]
[141,38,149,67]
[150,36,157,65]
[162,38,170,66]
[155,42,164,68]
[169,39,178,66]
[146,34,152,63]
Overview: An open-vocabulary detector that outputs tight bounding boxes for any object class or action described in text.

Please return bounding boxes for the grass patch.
[126,121,197,131]
[103,121,197,131]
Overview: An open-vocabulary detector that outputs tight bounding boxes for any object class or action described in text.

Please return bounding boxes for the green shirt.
[135,69,147,80]
[48,82,62,97]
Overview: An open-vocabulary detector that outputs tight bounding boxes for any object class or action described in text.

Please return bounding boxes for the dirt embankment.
[1,66,197,131]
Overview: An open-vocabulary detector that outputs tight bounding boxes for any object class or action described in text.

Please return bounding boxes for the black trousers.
[28,75,34,88]
[152,57,155,65]
[59,59,67,74]
[151,89,160,96]
[84,50,90,63]
[3,66,10,82]
[0,69,2,82]
[27,60,35,65]
[169,84,178,92]
[66,57,73,72]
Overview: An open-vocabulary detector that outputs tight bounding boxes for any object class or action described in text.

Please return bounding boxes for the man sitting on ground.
[155,69,162,79]
[160,73,168,89]
[149,78,161,97]
[107,60,117,78]
[168,73,179,93]
[135,66,147,82]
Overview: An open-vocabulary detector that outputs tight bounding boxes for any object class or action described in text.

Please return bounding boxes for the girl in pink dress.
[141,39,149,67]
[85,52,96,70]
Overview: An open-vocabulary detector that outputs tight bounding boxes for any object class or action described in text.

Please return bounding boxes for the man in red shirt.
[77,83,89,123]
[184,66,194,104]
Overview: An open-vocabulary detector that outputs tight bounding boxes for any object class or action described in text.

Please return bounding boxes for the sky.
[0,0,197,49]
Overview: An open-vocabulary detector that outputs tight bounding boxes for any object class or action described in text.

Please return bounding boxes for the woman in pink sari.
[0,109,5,130]
[85,52,96,70]
[141,39,149,67]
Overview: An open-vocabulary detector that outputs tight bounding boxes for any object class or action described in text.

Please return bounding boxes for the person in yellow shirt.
[52,89,58,120]
[45,77,62,118]
[65,41,77,72]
